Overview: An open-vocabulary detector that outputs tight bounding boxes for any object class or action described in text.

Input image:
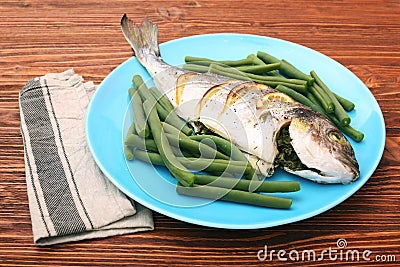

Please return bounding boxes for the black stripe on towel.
[21,122,51,236]
[20,78,86,236]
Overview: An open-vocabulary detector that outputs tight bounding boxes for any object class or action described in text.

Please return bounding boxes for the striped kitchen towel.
[19,69,154,246]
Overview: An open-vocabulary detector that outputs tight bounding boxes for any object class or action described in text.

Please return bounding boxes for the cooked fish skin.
[120,14,360,184]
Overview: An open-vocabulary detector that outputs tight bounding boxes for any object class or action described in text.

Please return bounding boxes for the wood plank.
[0,0,398,265]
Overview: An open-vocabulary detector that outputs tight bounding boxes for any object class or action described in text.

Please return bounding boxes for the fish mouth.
[333,151,360,182]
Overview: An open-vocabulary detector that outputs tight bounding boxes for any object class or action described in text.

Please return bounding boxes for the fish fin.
[120,14,160,64]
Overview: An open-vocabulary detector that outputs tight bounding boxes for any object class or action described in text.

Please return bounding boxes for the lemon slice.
[256,92,294,109]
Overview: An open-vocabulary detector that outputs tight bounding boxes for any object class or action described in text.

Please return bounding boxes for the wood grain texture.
[0,0,399,266]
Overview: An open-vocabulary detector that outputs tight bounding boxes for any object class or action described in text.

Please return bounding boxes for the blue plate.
[86,33,385,229]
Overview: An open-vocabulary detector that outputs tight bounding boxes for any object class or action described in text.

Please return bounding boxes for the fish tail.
[120,14,160,65]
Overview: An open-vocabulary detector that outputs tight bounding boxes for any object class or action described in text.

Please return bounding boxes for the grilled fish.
[120,14,360,184]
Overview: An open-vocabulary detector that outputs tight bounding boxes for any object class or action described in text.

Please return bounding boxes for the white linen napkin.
[19,69,154,245]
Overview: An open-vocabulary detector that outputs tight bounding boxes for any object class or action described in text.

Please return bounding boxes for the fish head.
[286,110,359,184]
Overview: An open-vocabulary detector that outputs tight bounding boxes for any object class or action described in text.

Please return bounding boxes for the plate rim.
[86,32,386,229]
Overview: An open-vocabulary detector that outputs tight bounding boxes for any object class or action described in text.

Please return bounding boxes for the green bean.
[210,63,306,85]
[182,63,210,73]
[143,100,195,187]
[255,75,308,86]
[307,92,330,115]
[182,60,215,67]
[314,83,335,112]
[256,51,280,64]
[334,92,355,112]
[209,64,308,94]
[307,91,319,105]
[305,91,331,116]
[156,103,193,136]
[163,124,228,159]
[275,85,322,113]
[132,75,154,103]
[187,158,247,166]
[310,71,350,127]
[207,62,246,76]
[257,51,314,83]
[128,87,150,138]
[123,123,138,160]
[266,70,282,77]
[207,63,250,79]
[340,125,364,142]
[271,82,308,94]
[281,59,314,84]
[176,183,293,209]
[123,146,134,161]
[139,147,245,174]
[133,149,165,165]
[309,84,335,113]
[243,75,308,93]
[194,174,300,193]
[149,87,175,114]
[170,146,193,158]
[247,54,265,65]
[124,133,158,152]
[189,134,257,180]
[126,133,196,157]
[236,63,281,75]
[308,94,364,142]
[189,134,242,161]
[165,132,230,160]
[133,149,250,175]
[341,125,364,142]
[127,123,137,135]
[179,158,251,174]
[184,62,307,93]
[162,123,228,159]
[247,54,282,77]
[185,56,253,67]
[239,64,306,87]
[162,121,186,135]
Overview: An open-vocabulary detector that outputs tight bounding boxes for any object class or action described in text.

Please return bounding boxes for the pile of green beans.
[183,52,364,142]
[124,75,300,209]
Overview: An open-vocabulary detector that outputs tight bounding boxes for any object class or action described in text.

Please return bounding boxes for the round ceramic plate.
[86,33,385,229]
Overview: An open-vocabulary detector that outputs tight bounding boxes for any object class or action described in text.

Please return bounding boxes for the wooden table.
[1,0,399,265]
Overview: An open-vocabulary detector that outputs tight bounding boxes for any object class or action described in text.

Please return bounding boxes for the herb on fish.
[274,126,306,171]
